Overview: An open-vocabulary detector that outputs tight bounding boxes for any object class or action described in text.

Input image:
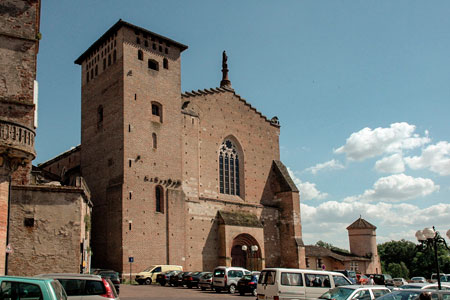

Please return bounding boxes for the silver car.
[36,274,119,300]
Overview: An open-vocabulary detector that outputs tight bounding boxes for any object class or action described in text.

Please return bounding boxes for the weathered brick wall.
[39,147,81,177]
[348,228,381,274]
[0,178,9,275]
[8,185,88,276]
[79,27,124,270]
[120,26,185,273]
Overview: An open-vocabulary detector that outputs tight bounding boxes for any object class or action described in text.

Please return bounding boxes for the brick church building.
[40,20,305,273]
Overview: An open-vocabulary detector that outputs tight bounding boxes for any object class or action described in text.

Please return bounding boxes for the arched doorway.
[231,233,261,271]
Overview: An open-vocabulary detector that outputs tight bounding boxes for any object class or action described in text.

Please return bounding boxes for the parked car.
[0,276,67,300]
[92,270,120,294]
[336,270,358,284]
[399,283,450,290]
[431,274,450,283]
[169,271,188,287]
[367,274,394,286]
[319,285,391,300]
[376,289,450,300]
[156,270,181,286]
[135,265,183,285]
[35,274,119,300]
[357,274,369,285]
[256,268,353,300]
[212,266,250,293]
[183,272,209,288]
[410,277,427,283]
[237,274,259,296]
[199,272,213,291]
[393,278,408,287]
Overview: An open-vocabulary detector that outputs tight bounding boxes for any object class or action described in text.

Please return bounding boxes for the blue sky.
[36,0,450,249]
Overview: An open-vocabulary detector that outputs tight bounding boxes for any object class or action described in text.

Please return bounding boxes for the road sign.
[5,244,13,254]
[129,256,134,263]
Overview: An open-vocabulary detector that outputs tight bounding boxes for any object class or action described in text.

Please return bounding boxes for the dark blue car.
[237,274,259,296]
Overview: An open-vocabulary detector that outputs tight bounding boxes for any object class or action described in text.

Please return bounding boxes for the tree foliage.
[316,240,350,254]
[378,239,450,279]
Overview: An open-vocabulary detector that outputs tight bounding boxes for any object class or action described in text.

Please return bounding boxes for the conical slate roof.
[346,217,376,230]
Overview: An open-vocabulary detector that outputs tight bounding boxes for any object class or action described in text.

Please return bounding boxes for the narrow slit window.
[152,133,157,149]
[155,186,164,213]
[163,58,168,69]
[97,105,103,128]
[138,50,143,61]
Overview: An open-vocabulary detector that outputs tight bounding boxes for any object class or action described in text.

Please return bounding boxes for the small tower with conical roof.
[347,217,382,274]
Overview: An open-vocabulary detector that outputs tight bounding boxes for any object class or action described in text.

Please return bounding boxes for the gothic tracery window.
[219,139,240,196]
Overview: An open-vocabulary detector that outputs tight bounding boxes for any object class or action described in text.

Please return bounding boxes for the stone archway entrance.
[231,233,262,271]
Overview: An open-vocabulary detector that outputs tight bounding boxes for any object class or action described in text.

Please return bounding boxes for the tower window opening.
[86,71,89,83]
[163,58,168,69]
[165,48,168,54]
[145,40,148,47]
[103,58,106,70]
[155,186,164,213]
[148,59,159,71]
[138,50,143,61]
[152,43,156,50]
[113,50,116,62]
[97,105,103,128]
[151,102,163,122]
[159,45,162,52]
[95,65,98,76]
[108,54,111,66]
[136,37,140,44]
[152,133,157,149]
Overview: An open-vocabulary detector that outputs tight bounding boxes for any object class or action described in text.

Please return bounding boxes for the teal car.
[0,276,67,300]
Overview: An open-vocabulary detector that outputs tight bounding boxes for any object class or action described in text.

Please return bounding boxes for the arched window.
[148,59,159,71]
[163,58,168,69]
[138,50,143,61]
[152,133,157,149]
[219,139,241,196]
[155,185,164,213]
[97,105,103,128]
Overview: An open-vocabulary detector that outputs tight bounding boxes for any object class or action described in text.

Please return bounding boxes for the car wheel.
[239,291,245,296]
[253,289,257,296]
[200,287,206,291]
[187,284,192,289]
[215,288,221,293]
[145,278,152,285]
[229,284,236,294]
[160,282,165,286]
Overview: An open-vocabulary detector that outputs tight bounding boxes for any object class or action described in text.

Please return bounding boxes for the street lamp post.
[415,227,450,290]
[242,245,248,269]
[250,245,259,271]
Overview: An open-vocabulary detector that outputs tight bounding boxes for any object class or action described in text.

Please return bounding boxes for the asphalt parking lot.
[119,284,256,300]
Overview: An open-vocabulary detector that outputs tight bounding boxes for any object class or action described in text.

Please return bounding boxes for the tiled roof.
[347,217,377,230]
[38,145,81,168]
[218,211,263,228]
[305,245,370,262]
[181,87,280,127]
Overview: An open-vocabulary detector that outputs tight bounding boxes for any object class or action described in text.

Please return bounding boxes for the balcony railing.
[0,120,36,161]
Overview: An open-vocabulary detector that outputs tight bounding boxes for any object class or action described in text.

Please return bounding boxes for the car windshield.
[201,273,212,279]
[377,290,422,300]
[411,278,423,281]
[319,287,354,300]
[242,275,253,280]
[214,269,225,277]
[144,266,156,272]
[400,285,422,289]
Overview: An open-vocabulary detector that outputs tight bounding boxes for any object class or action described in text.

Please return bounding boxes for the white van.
[135,265,183,285]
[212,266,251,293]
[256,268,352,300]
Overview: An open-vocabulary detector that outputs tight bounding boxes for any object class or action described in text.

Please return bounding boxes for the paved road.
[119,284,256,300]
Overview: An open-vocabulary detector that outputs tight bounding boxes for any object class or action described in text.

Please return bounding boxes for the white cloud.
[300,201,450,249]
[404,141,450,176]
[344,174,439,203]
[305,159,345,175]
[287,168,328,201]
[374,153,405,173]
[335,122,430,161]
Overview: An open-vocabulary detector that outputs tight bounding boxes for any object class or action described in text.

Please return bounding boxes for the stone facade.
[39,20,306,274]
[8,179,92,275]
[0,0,40,275]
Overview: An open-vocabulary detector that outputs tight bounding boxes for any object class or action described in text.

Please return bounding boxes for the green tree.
[386,262,409,278]
[316,240,350,254]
